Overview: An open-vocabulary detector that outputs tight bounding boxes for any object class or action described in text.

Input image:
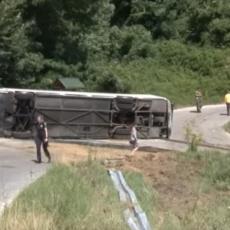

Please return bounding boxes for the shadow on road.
[220,113,228,116]
[190,110,200,113]
[32,159,41,164]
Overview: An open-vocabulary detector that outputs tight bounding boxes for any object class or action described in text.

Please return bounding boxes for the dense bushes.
[90,40,229,104]
[1,0,230,104]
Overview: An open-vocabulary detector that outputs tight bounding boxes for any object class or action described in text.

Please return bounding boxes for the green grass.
[124,170,186,230]
[186,150,230,191]
[125,151,230,230]
[178,151,230,229]
[94,58,227,106]
[1,150,230,230]
[90,41,230,106]
[124,172,157,227]
[0,162,127,230]
[181,197,230,230]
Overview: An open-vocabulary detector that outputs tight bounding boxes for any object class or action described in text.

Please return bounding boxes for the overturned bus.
[0,88,173,139]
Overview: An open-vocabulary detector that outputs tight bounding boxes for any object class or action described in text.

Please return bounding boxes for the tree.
[0,0,29,86]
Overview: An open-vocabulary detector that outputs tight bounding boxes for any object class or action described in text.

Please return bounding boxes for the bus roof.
[0,88,169,101]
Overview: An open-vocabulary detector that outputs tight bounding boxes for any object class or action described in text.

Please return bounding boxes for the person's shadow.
[32,160,41,164]
[190,110,200,113]
[220,113,228,116]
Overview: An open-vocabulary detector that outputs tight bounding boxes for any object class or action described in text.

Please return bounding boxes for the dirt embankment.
[121,152,205,218]
[50,143,214,219]
[7,139,225,220]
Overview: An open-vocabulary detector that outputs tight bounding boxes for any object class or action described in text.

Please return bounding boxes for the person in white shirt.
[129,123,139,155]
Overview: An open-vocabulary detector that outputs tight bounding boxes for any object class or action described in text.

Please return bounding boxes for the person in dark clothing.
[34,115,51,163]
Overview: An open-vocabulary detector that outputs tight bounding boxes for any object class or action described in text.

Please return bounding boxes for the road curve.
[172,104,230,147]
[0,140,49,215]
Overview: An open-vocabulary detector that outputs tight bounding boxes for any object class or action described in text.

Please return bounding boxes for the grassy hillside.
[124,150,230,230]
[89,40,230,105]
[1,145,230,230]
[0,162,126,230]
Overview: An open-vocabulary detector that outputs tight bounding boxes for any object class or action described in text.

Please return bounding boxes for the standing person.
[129,123,139,155]
[34,115,51,163]
[225,91,230,116]
[195,89,203,113]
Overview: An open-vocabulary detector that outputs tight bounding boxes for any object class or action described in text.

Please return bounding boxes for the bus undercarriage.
[0,89,173,139]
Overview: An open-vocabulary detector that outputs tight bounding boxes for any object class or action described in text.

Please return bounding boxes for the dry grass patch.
[49,143,131,165]
[0,162,127,230]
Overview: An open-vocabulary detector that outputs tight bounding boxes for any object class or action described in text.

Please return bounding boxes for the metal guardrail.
[109,170,152,230]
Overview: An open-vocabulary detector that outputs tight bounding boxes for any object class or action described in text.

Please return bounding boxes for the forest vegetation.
[1,0,230,104]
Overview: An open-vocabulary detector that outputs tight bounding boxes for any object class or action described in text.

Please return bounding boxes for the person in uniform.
[34,115,51,163]
[224,91,230,116]
[195,89,203,113]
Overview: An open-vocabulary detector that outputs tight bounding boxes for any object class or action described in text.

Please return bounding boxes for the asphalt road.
[172,104,230,147]
[0,140,49,214]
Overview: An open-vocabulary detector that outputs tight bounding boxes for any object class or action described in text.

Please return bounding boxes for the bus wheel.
[12,131,32,139]
[167,128,172,139]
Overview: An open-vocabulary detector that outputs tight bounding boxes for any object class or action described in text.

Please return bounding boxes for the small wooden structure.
[53,77,85,91]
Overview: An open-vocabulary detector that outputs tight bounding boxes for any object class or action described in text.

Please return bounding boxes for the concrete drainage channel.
[109,170,152,230]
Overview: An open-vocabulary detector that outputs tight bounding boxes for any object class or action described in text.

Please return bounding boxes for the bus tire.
[3,130,12,137]
[12,131,32,139]
[3,116,15,129]
[0,128,4,137]
[5,103,16,115]
[4,93,17,114]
